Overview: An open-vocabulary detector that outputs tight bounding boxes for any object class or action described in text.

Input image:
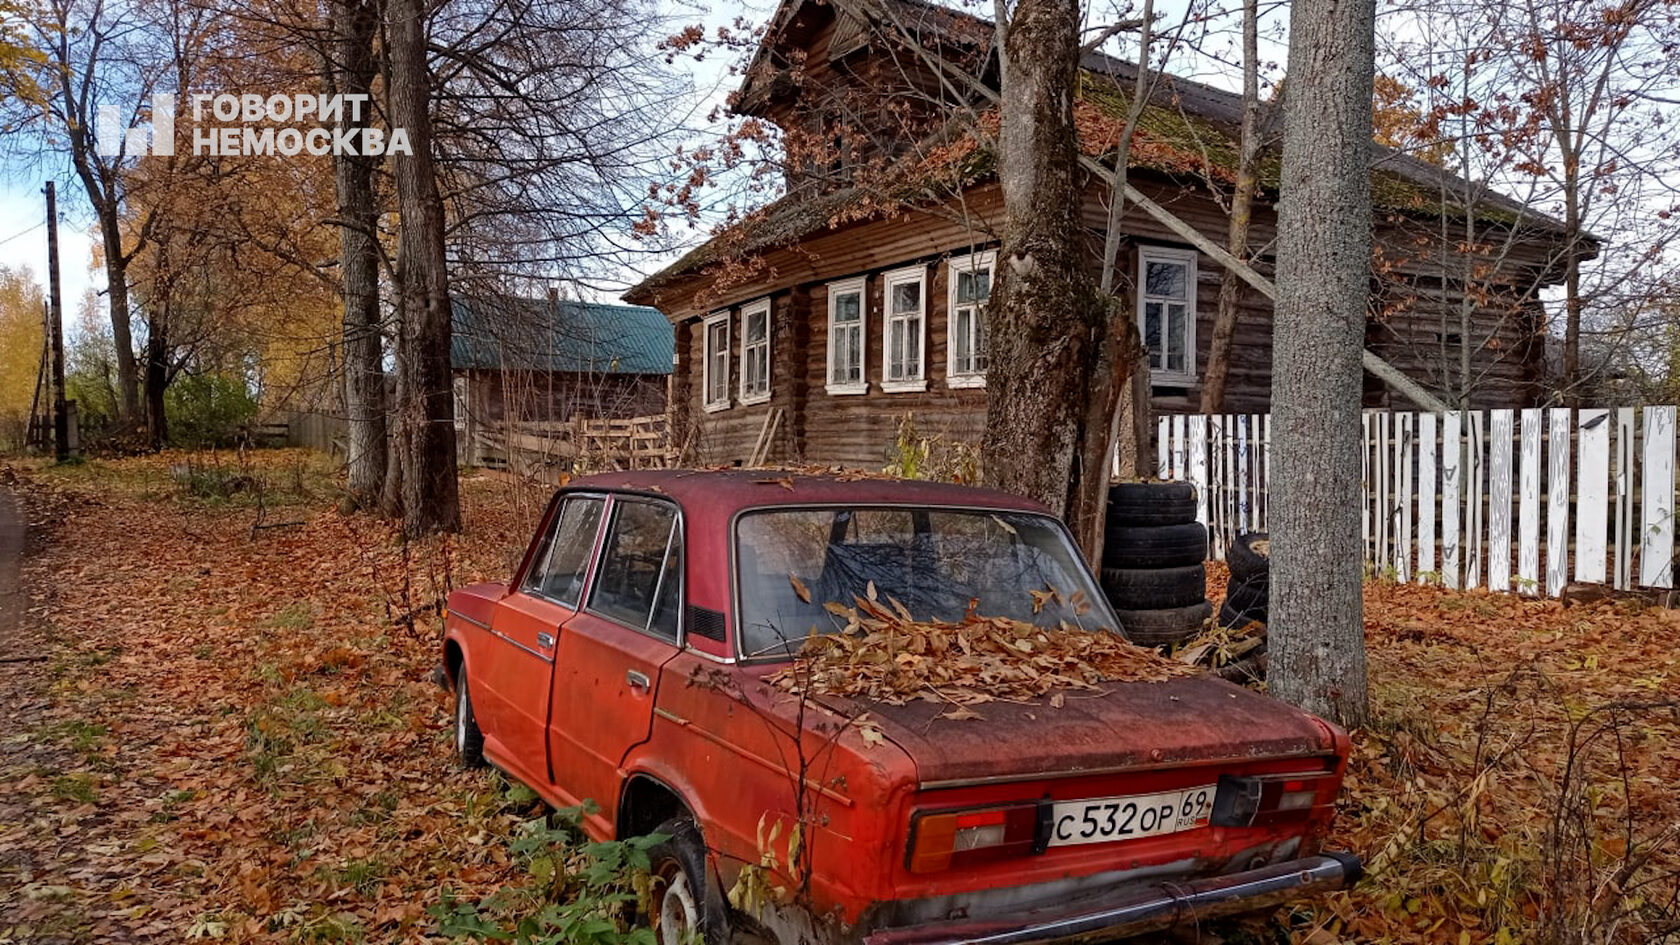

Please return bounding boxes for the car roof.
[563,468,1051,515]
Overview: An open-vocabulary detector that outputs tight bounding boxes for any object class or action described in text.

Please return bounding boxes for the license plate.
[1047,785,1215,847]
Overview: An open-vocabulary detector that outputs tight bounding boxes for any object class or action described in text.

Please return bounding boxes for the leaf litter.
[767,596,1198,708]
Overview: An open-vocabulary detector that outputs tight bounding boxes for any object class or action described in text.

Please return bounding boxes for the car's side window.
[523,496,605,607]
[587,499,681,641]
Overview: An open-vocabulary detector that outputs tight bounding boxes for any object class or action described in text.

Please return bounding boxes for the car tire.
[1227,532,1271,580]
[1114,599,1214,648]
[1220,572,1269,628]
[1100,564,1207,610]
[646,816,730,945]
[1102,522,1208,570]
[1107,481,1197,527]
[453,673,486,769]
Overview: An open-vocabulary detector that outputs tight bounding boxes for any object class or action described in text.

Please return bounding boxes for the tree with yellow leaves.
[0,265,46,452]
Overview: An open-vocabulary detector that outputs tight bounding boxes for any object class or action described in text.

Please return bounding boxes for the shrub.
[165,373,258,448]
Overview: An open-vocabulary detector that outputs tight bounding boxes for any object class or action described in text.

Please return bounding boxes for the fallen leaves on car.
[766,600,1199,708]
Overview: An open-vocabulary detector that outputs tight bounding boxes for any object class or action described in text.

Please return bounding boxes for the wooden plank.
[1361,413,1372,563]
[1394,412,1413,582]
[1222,414,1237,556]
[1615,407,1635,590]
[1236,416,1251,535]
[1188,415,1209,528]
[1172,415,1188,483]
[1156,417,1170,478]
[1256,414,1269,532]
[1441,411,1462,589]
[1575,408,1609,584]
[1546,408,1571,596]
[1518,408,1542,595]
[1491,410,1517,591]
[1418,412,1437,583]
[1465,411,1485,589]
[1375,412,1390,574]
[1640,405,1676,587]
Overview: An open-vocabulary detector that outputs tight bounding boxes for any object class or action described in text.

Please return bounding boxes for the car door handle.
[626,670,650,691]
[536,632,555,649]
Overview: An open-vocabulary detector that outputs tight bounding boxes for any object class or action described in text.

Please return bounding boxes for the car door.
[549,495,684,830]
[479,494,607,780]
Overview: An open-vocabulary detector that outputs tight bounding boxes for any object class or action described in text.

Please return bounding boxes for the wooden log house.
[624,0,1591,469]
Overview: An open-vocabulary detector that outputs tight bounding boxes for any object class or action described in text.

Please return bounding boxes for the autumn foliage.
[1,456,1676,942]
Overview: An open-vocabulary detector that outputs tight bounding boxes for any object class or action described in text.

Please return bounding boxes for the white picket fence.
[1156,406,1679,596]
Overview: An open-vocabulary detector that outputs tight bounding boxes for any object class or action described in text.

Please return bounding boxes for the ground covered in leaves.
[0,452,1675,944]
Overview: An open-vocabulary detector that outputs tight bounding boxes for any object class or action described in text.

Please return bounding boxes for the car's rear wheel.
[454,673,486,768]
[647,817,728,945]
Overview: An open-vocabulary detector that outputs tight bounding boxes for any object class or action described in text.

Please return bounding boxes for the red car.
[440,470,1359,945]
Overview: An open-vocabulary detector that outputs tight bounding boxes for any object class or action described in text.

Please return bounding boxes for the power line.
[0,220,47,247]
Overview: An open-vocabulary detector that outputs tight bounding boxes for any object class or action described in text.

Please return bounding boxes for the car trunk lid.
[814,674,1334,787]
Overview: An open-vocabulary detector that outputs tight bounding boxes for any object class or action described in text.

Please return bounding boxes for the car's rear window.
[734,506,1116,659]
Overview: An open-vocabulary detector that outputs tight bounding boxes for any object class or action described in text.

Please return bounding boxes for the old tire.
[1220,572,1268,628]
[453,673,486,769]
[647,817,730,945]
[1219,598,1267,630]
[1100,564,1207,610]
[1115,599,1214,648]
[1103,522,1208,570]
[1227,532,1271,580]
[1108,481,1197,527]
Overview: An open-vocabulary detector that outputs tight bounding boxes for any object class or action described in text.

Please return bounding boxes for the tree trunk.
[1199,0,1260,414]
[331,0,388,506]
[143,307,168,448]
[980,0,1116,562]
[386,0,461,536]
[94,211,141,425]
[1561,192,1582,402]
[1266,0,1372,727]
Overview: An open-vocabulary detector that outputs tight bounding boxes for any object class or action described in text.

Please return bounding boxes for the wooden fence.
[465,413,673,479]
[1156,406,1679,596]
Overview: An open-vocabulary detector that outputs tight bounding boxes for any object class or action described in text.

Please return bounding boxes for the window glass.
[884,269,925,384]
[742,305,770,398]
[735,507,1116,659]
[1140,252,1194,378]
[588,500,680,634]
[829,285,864,386]
[524,497,605,605]
[949,255,993,377]
[705,318,729,405]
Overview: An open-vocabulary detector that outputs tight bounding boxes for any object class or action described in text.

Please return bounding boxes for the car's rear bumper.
[861,852,1361,945]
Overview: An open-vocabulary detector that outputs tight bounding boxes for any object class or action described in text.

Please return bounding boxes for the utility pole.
[45,181,69,462]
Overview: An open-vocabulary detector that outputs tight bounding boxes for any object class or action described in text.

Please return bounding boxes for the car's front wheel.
[647,817,729,945]
[453,672,486,768]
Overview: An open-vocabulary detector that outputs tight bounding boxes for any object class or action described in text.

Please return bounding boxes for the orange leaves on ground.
[767,599,1198,709]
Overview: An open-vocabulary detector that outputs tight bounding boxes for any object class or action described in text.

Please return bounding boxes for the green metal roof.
[451,296,673,376]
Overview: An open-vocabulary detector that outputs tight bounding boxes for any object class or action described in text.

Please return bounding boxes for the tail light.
[1210,772,1336,827]
[907,802,1041,873]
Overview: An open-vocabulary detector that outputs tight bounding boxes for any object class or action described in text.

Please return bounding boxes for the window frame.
[1137,245,1198,387]
[738,298,772,405]
[880,265,928,393]
[825,276,868,395]
[946,249,996,389]
[702,311,731,412]
[517,492,608,607]
[582,494,686,644]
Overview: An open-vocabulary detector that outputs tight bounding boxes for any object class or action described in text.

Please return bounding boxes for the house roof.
[451,296,673,375]
[625,0,1582,308]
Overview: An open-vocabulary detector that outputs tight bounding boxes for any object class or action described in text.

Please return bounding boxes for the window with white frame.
[882,266,926,391]
[826,277,867,393]
[1138,247,1197,383]
[947,250,995,388]
[703,312,730,411]
[740,299,771,403]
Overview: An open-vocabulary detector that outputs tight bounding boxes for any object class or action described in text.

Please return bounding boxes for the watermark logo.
[95,93,412,158]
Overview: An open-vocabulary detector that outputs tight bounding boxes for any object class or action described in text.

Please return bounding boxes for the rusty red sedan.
[440,470,1359,945]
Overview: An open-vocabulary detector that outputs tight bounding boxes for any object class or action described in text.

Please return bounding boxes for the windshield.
[734,506,1119,659]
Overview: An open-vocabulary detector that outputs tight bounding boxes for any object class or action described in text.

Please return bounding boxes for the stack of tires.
[1220,532,1270,628]
[1100,482,1212,647]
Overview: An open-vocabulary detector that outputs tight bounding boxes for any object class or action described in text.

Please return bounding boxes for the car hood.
[811,674,1337,787]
